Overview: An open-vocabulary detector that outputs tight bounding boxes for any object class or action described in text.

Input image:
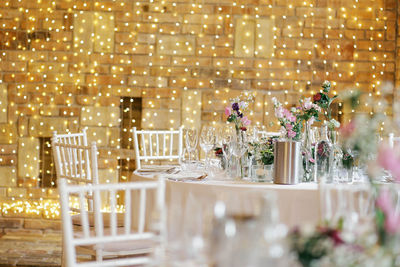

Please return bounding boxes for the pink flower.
[339,120,355,138]
[287,129,296,138]
[275,106,285,119]
[288,114,297,123]
[377,145,400,182]
[307,117,315,126]
[302,98,312,110]
[239,101,247,109]
[285,123,293,131]
[376,189,400,234]
[225,107,232,116]
[385,212,400,234]
[241,116,251,126]
[376,189,394,214]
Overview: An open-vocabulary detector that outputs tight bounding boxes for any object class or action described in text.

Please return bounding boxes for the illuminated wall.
[0,0,398,217]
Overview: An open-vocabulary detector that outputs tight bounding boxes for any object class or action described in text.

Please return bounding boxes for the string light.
[0,0,395,215]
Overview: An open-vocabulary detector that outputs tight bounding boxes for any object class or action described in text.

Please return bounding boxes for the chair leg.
[61,236,66,267]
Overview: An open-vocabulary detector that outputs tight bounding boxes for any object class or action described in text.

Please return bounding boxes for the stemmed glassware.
[219,126,235,176]
[185,128,198,163]
[231,132,248,179]
[200,126,216,171]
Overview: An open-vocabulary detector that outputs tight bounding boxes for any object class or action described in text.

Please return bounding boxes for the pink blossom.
[302,98,312,110]
[241,116,251,126]
[376,189,394,214]
[239,101,247,109]
[287,129,296,138]
[225,107,232,116]
[313,104,321,112]
[285,123,293,131]
[307,117,315,126]
[377,145,400,182]
[385,212,400,234]
[376,189,400,234]
[339,120,356,138]
[275,106,285,119]
[309,158,315,164]
[288,114,297,123]
[283,109,291,118]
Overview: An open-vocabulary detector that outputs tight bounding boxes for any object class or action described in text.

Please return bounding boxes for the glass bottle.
[330,130,344,183]
[301,122,315,182]
[315,125,333,183]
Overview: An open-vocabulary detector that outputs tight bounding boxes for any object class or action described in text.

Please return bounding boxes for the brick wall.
[0,0,398,227]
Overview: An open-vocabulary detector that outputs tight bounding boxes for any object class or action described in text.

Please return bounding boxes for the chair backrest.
[319,183,374,228]
[53,129,88,147]
[388,133,400,149]
[59,177,166,267]
[257,131,281,139]
[133,127,183,170]
[51,138,99,186]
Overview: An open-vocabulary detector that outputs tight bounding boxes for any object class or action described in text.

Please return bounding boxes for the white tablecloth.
[131,171,320,229]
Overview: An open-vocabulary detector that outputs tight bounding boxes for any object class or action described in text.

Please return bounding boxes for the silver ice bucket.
[273,140,301,184]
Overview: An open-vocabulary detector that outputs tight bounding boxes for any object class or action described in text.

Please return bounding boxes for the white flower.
[329,119,340,128]
[323,80,331,88]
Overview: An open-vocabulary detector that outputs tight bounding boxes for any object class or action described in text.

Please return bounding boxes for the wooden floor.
[0,231,61,266]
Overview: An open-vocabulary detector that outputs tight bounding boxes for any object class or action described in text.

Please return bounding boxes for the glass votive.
[251,165,273,182]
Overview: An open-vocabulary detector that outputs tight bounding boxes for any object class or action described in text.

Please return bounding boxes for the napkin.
[166,171,207,181]
[137,165,178,173]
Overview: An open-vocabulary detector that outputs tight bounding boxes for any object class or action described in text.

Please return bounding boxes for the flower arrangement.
[313,81,340,130]
[248,136,277,166]
[290,222,346,267]
[272,97,320,141]
[298,97,321,126]
[342,150,354,170]
[225,93,254,132]
[272,97,302,140]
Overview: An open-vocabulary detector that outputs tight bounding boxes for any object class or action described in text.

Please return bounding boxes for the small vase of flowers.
[224,93,254,179]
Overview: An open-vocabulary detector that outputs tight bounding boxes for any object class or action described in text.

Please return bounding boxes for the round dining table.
[130,170,321,229]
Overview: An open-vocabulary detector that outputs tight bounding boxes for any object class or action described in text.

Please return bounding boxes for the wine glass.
[231,133,248,179]
[200,126,216,171]
[185,128,198,163]
[220,126,235,176]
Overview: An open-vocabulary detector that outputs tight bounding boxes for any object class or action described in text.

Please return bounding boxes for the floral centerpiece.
[313,80,340,133]
[272,97,302,140]
[272,96,320,182]
[224,93,254,179]
[248,136,277,166]
[225,93,254,133]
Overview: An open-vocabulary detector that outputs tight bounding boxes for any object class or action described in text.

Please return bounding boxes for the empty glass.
[200,126,216,171]
[185,128,198,163]
[210,192,289,267]
[231,134,248,179]
[220,126,235,175]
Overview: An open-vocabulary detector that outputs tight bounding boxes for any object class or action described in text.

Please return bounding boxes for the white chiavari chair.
[133,127,183,170]
[52,138,125,265]
[53,129,89,148]
[257,131,281,139]
[59,177,166,267]
[388,133,400,149]
[320,183,374,233]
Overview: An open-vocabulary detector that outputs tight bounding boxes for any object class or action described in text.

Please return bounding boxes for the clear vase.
[330,130,343,183]
[315,125,334,183]
[233,126,246,180]
[301,123,315,182]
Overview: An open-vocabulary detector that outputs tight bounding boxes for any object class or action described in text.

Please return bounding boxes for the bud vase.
[301,123,315,182]
[315,125,334,183]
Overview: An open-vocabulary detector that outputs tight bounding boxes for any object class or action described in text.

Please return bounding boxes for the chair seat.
[78,238,157,257]
[72,212,125,227]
